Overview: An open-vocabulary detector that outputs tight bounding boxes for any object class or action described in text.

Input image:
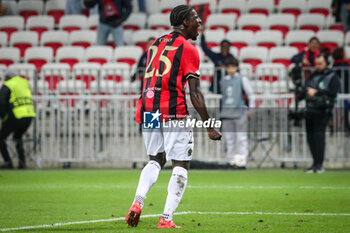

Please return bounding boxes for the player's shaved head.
[170,5,193,26]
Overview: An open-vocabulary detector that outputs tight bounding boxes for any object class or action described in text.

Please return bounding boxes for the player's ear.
[183,19,190,28]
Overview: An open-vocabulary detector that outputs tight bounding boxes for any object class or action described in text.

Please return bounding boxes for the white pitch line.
[1,211,350,232]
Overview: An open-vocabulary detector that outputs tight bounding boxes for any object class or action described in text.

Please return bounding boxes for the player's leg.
[126,129,165,227]
[0,119,14,169]
[159,122,193,228]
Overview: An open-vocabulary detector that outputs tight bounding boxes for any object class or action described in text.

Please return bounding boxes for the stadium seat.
[123,30,134,45]
[114,46,143,67]
[87,15,99,30]
[226,30,254,51]
[59,15,87,33]
[10,31,39,58]
[90,80,119,94]
[218,0,246,18]
[123,13,147,31]
[0,64,6,84]
[308,0,332,17]
[317,30,344,53]
[18,0,43,22]
[8,63,36,81]
[240,47,268,68]
[254,30,283,50]
[269,46,299,67]
[205,14,236,33]
[255,63,287,82]
[1,1,18,15]
[246,0,274,16]
[160,0,187,13]
[147,14,171,30]
[237,14,267,33]
[0,16,25,41]
[41,31,69,56]
[132,30,160,51]
[0,48,20,66]
[69,30,96,48]
[285,30,315,52]
[72,62,101,89]
[267,13,295,38]
[26,16,55,40]
[239,63,253,78]
[24,47,53,72]
[41,63,71,90]
[101,62,131,83]
[56,46,85,69]
[345,32,350,46]
[326,15,344,32]
[57,79,86,96]
[297,13,326,33]
[204,29,226,48]
[212,46,238,58]
[84,46,113,65]
[278,0,307,18]
[45,0,66,25]
[0,32,7,48]
[198,62,214,84]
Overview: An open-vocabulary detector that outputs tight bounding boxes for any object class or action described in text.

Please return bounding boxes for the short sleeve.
[182,43,200,79]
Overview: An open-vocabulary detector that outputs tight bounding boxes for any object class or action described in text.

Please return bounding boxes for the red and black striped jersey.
[136,32,200,123]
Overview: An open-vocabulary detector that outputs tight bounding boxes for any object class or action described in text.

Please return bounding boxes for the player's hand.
[207,128,222,140]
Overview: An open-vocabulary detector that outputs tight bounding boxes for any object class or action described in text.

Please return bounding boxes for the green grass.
[0,169,350,232]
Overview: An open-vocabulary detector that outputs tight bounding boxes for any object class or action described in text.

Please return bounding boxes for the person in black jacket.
[200,28,235,94]
[297,55,340,173]
[84,0,132,46]
[291,37,321,67]
[332,0,350,32]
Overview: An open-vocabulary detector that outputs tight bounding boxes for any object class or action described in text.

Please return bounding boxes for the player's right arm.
[188,78,221,140]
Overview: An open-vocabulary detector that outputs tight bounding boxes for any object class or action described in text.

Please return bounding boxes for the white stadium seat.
[278,0,307,18]
[205,14,236,33]
[59,15,87,33]
[308,0,332,17]
[87,15,99,30]
[204,29,226,48]
[26,16,55,39]
[41,63,71,90]
[69,30,96,48]
[45,0,66,25]
[1,1,18,15]
[237,14,268,33]
[246,0,274,16]
[132,30,161,50]
[124,13,147,31]
[240,46,269,68]
[297,13,326,33]
[317,30,344,52]
[160,0,187,13]
[101,62,131,83]
[0,32,7,47]
[41,30,69,55]
[72,62,101,89]
[84,46,113,65]
[114,46,143,67]
[239,63,253,78]
[255,63,287,83]
[218,0,246,17]
[226,30,254,51]
[0,47,20,67]
[147,13,171,30]
[254,30,283,50]
[0,16,25,40]
[18,0,43,22]
[8,63,36,80]
[285,30,315,52]
[345,32,350,46]
[267,13,295,38]
[56,46,85,68]
[269,46,299,67]
[0,64,7,84]
[24,47,54,71]
[10,31,39,57]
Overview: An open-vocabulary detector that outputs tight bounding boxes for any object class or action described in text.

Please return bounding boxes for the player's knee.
[172,160,189,170]
[149,152,166,169]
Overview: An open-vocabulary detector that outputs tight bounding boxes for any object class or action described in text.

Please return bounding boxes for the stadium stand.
[160,0,187,14]
[59,15,87,33]
[240,46,269,68]
[10,31,39,57]
[297,13,326,33]
[56,46,85,68]
[278,0,308,18]
[205,14,236,32]
[44,0,66,25]
[226,30,254,51]
[41,31,69,55]
[8,63,36,80]
[114,46,143,67]
[0,47,20,67]
[69,30,96,48]
[123,13,147,31]
[87,14,99,30]
[267,13,295,38]
[26,16,55,40]
[246,0,274,16]
[18,0,44,22]
[218,0,246,17]
[147,13,171,30]
[0,32,7,47]
[72,62,101,89]
[84,46,113,65]
[237,14,268,33]
[203,29,226,48]
[132,30,160,51]
[254,30,283,50]
[41,63,71,91]
[269,46,299,67]
[285,30,315,52]
[0,16,24,41]
[317,30,344,53]
[308,0,332,17]
[24,47,54,71]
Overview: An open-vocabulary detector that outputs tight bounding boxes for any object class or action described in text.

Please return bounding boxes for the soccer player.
[125,5,222,229]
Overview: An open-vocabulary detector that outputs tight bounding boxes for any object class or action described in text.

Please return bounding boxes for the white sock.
[162,166,188,221]
[134,161,161,208]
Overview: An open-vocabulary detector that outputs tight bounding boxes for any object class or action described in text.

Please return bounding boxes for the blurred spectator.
[83,0,132,46]
[131,37,155,93]
[332,0,350,32]
[291,37,321,67]
[200,28,235,94]
[332,47,350,133]
[138,0,146,13]
[297,55,340,173]
[220,58,255,169]
[65,0,84,15]
[0,0,6,16]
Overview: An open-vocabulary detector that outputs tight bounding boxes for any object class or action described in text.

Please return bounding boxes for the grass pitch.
[0,168,350,232]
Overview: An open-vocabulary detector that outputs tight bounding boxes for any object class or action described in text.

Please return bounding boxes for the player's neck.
[172,28,189,40]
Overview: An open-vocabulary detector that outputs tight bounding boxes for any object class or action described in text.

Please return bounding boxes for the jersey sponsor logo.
[146,90,154,98]
[143,110,161,129]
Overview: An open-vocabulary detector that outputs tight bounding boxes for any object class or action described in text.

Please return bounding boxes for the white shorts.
[142,119,194,161]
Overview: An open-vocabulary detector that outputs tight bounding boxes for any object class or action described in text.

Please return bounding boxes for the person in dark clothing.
[0,71,36,169]
[131,37,155,93]
[200,29,235,94]
[332,0,350,31]
[297,55,340,173]
[291,37,321,67]
[83,0,132,46]
[332,47,350,133]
